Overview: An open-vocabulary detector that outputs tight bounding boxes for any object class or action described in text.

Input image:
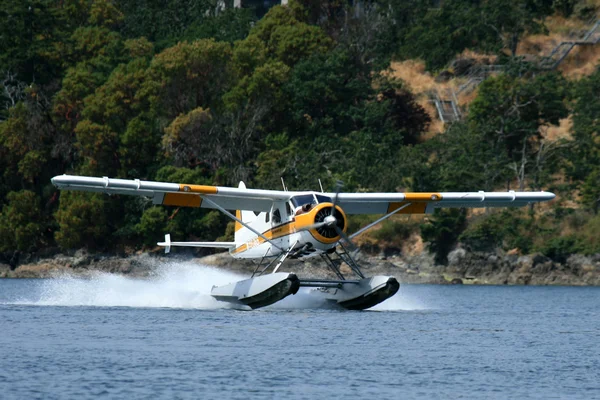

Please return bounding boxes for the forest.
[0,0,599,266]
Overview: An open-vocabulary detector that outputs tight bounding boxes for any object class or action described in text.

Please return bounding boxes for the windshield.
[315,194,332,204]
[290,194,316,208]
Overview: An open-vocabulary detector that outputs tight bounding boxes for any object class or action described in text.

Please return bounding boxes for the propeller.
[298,217,335,232]
[330,181,358,253]
[296,180,358,252]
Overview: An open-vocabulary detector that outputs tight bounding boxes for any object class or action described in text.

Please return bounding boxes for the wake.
[14,261,244,309]
[6,260,428,311]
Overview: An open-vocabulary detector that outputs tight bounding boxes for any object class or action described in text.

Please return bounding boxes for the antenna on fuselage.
[318,179,324,193]
[280,177,288,191]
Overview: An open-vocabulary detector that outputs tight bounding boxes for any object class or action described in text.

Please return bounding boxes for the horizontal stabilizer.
[158,234,235,254]
[159,241,236,248]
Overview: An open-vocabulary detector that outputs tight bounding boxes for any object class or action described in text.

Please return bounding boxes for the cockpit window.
[290,194,316,208]
[315,194,332,204]
[272,209,281,224]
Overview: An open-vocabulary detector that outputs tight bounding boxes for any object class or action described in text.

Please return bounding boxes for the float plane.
[51,175,555,310]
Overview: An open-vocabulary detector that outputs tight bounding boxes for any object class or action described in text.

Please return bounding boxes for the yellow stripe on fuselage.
[230,220,296,255]
[230,203,346,255]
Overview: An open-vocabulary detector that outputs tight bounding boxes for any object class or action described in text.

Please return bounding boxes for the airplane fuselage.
[231,199,346,259]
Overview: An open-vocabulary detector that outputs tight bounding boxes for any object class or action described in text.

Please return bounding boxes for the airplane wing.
[330,191,555,214]
[51,175,288,212]
[52,175,555,214]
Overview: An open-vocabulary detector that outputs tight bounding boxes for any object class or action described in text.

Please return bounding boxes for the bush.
[459,213,505,252]
[136,206,168,247]
[371,218,419,242]
[421,209,467,265]
[577,214,600,255]
[538,235,583,263]
[0,191,44,252]
[54,192,109,250]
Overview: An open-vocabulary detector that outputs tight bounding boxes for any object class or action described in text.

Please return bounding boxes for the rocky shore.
[1,248,599,286]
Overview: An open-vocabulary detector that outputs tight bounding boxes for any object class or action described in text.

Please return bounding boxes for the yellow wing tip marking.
[179,184,218,194]
[387,194,442,214]
[403,193,443,202]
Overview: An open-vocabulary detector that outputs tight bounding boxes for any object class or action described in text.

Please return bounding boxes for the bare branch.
[1,70,27,113]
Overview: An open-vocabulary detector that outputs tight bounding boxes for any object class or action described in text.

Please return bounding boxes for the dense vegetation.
[1,0,599,265]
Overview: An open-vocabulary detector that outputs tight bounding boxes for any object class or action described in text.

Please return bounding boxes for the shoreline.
[1,249,599,286]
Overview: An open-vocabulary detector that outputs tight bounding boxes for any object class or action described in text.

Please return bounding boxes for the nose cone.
[324,215,337,226]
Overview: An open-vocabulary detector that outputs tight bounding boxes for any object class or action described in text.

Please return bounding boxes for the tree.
[481,0,548,57]
[115,0,218,45]
[580,170,600,214]
[393,0,552,70]
[135,206,169,246]
[142,39,232,118]
[246,4,332,67]
[0,95,55,185]
[54,191,110,249]
[421,209,467,265]
[569,67,600,187]
[0,190,45,252]
[469,71,569,190]
[181,7,255,44]
[0,0,66,83]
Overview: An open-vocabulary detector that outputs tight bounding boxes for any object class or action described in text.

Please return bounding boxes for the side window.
[285,202,292,216]
[265,212,270,223]
[272,209,281,224]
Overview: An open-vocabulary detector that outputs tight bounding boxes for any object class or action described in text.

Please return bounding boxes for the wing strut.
[199,195,285,252]
[349,202,412,239]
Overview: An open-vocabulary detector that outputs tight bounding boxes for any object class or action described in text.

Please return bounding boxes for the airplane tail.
[235,181,256,245]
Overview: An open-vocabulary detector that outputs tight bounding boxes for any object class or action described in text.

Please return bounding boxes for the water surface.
[1,263,599,399]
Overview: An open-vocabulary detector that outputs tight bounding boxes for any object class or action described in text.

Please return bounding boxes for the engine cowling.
[295,203,347,244]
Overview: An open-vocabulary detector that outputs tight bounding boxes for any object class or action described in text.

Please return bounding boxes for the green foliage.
[537,235,582,263]
[394,0,552,70]
[569,67,600,182]
[54,192,109,249]
[143,39,232,117]
[162,107,213,165]
[469,71,569,190]
[458,207,600,260]
[459,209,536,253]
[182,8,256,44]
[0,0,595,262]
[135,206,169,246]
[0,99,55,185]
[371,218,420,243]
[0,191,44,252]
[459,213,507,252]
[421,209,467,265]
[580,170,600,214]
[247,4,332,66]
[577,215,600,255]
[115,0,232,46]
[0,0,72,83]
[155,166,212,185]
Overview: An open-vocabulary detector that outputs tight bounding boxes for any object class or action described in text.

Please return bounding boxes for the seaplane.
[51,174,555,310]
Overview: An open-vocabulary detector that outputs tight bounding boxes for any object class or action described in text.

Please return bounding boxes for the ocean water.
[1,262,599,399]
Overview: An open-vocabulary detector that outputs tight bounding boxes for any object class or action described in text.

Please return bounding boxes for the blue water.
[1,263,599,399]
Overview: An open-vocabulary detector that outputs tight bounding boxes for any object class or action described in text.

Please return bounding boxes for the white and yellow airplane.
[51,175,555,310]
